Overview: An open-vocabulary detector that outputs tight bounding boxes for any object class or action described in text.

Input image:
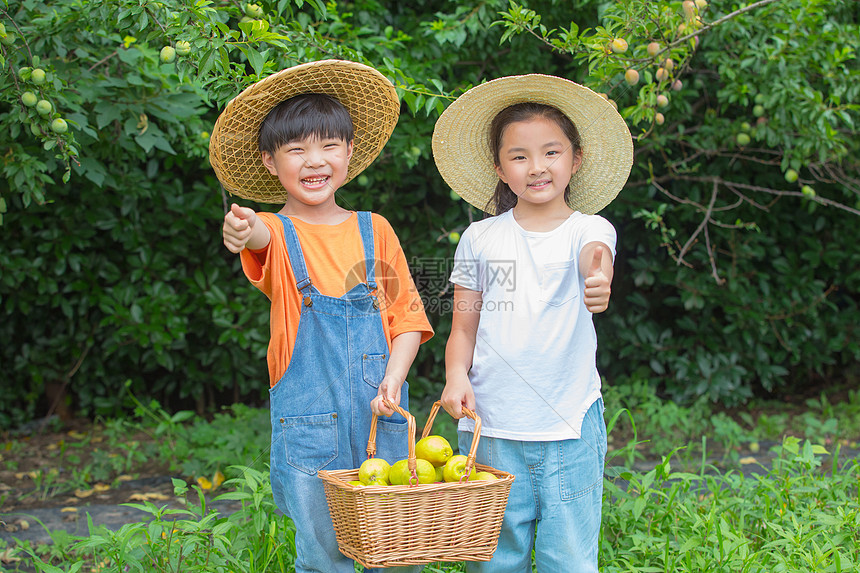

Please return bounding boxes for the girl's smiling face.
[494,117,582,210]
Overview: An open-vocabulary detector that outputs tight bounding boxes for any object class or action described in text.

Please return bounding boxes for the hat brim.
[209,59,400,203]
[432,74,633,215]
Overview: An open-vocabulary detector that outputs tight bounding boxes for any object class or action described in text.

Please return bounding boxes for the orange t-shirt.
[240,211,434,387]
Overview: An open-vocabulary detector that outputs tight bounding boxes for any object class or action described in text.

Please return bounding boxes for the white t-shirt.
[449,209,617,440]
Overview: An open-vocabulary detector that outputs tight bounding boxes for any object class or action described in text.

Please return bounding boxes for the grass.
[1,383,858,572]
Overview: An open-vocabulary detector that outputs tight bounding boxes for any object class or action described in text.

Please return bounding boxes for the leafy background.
[0,0,858,429]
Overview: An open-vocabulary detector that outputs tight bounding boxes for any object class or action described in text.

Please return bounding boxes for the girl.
[431,74,633,572]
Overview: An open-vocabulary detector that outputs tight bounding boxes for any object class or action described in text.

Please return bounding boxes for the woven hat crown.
[432,74,633,215]
[209,60,400,203]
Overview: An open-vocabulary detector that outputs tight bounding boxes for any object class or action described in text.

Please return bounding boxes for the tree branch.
[677,181,719,267]
[666,0,784,52]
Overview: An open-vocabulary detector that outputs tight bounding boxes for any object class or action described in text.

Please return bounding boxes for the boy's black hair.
[258,93,354,154]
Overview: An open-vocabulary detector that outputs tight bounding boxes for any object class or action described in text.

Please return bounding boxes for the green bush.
[1,0,858,427]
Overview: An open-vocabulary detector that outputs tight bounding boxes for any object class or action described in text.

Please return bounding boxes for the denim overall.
[268,212,419,573]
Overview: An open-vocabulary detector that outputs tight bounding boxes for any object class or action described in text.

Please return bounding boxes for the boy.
[210,60,434,573]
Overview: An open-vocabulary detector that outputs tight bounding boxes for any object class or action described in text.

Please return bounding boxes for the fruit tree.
[0,0,857,427]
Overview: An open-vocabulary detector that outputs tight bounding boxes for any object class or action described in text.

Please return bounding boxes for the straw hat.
[209,59,400,203]
[432,74,633,215]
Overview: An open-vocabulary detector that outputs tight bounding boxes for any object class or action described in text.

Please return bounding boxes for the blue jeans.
[458,398,607,573]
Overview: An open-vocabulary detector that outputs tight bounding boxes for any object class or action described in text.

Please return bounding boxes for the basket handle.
[367,398,418,482]
[422,400,482,483]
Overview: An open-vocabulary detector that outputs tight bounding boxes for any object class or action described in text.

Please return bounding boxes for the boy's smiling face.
[261,135,353,208]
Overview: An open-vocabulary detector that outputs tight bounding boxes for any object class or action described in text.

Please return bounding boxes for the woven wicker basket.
[318,399,514,567]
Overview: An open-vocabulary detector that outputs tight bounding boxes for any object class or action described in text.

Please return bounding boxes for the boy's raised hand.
[223,203,258,253]
[583,245,612,313]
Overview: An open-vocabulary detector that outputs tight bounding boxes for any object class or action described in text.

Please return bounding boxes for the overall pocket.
[276,412,338,476]
[539,261,579,306]
[374,415,411,463]
[362,353,388,388]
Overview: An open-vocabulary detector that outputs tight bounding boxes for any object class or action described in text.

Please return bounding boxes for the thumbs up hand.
[583,244,612,313]
[223,203,259,253]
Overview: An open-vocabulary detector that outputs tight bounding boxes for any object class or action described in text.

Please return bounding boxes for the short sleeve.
[577,215,617,261]
[372,214,434,344]
[449,224,482,291]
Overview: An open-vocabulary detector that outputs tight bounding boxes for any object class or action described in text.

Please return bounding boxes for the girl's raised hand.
[583,245,612,313]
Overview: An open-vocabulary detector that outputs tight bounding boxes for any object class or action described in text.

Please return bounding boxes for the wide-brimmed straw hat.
[432,74,633,215]
[209,59,400,203]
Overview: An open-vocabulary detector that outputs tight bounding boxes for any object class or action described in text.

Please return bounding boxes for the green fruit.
[740,122,751,132]
[754,93,766,105]
[419,461,438,484]
[357,174,369,186]
[21,91,38,107]
[449,189,461,201]
[390,458,436,485]
[610,38,628,54]
[784,169,798,183]
[682,0,696,18]
[448,231,461,244]
[358,457,390,485]
[442,454,477,483]
[801,185,815,197]
[36,99,53,116]
[0,32,15,46]
[160,45,176,63]
[244,2,264,17]
[736,132,751,146]
[175,41,191,56]
[752,105,765,117]
[415,435,453,467]
[18,67,31,79]
[30,68,46,85]
[624,69,639,86]
[51,118,68,134]
[388,459,409,485]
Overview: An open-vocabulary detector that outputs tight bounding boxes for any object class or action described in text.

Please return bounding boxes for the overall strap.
[356,211,377,290]
[276,215,313,294]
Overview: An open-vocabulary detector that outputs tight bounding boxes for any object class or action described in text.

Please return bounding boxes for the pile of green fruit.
[352,435,498,487]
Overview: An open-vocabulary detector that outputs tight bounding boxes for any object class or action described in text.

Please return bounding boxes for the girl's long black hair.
[487,102,582,215]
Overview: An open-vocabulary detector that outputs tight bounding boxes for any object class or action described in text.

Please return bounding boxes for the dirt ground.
[0,418,247,553]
